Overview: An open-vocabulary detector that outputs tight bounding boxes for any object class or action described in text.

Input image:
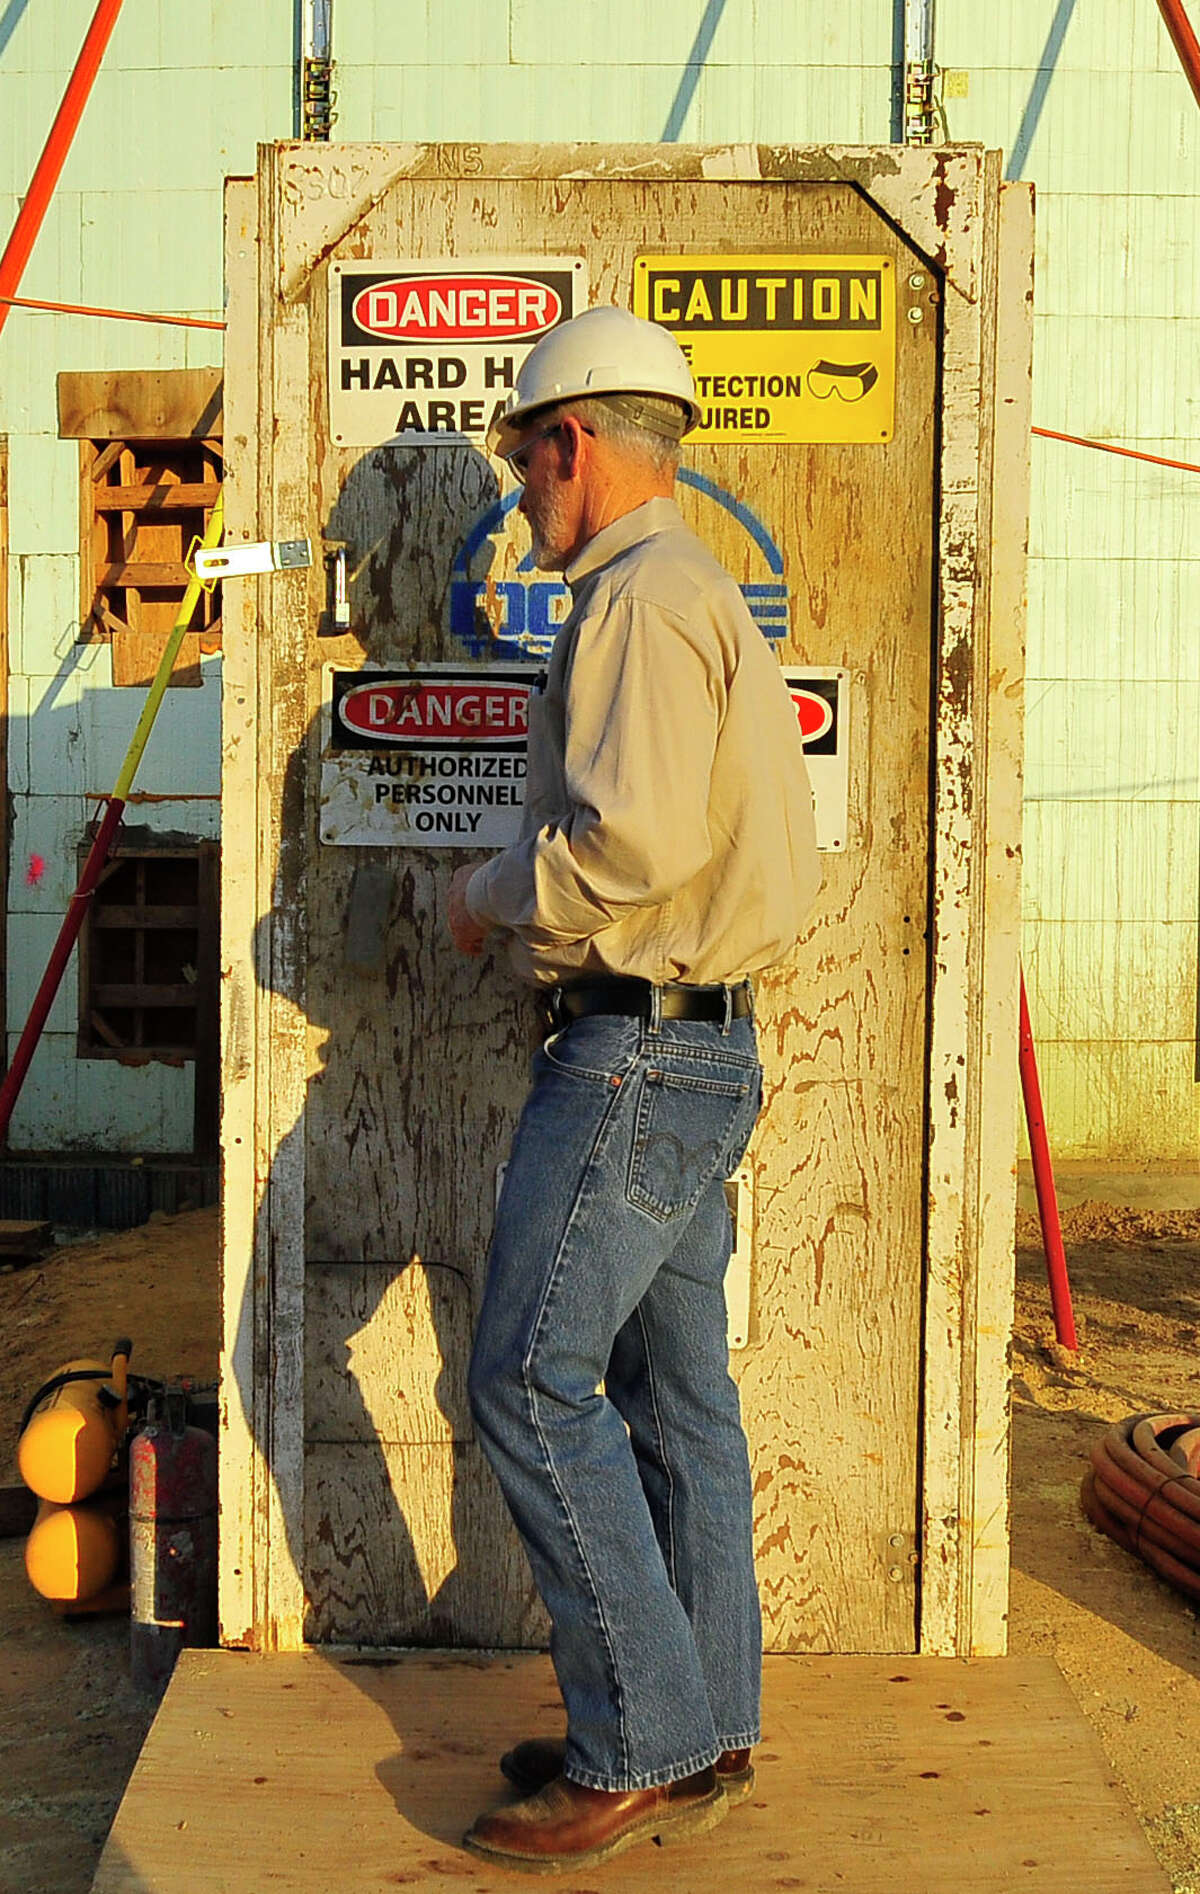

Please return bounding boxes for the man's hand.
[448,863,490,956]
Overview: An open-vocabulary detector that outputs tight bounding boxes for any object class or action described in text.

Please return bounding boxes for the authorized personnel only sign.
[328,258,587,446]
[320,666,534,847]
[321,665,849,852]
[633,255,895,445]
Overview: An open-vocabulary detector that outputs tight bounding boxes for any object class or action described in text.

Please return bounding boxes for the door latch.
[191,537,312,581]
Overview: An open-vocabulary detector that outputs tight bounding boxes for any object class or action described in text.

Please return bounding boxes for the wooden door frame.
[219,144,1031,1659]
[0,436,8,1127]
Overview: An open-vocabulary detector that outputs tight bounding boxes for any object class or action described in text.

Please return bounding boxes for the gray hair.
[562,394,686,477]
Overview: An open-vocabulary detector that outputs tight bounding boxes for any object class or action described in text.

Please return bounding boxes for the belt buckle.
[544,985,566,1031]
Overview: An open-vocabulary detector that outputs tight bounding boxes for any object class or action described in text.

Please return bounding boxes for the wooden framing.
[220,143,1031,1659]
[917,165,1034,1654]
[56,368,223,442]
[75,840,213,1063]
[59,369,224,688]
[76,436,223,687]
[219,174,287,1647]
[192,840,221,1162]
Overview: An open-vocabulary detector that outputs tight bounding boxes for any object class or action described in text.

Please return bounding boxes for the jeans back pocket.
[626,1065,753,1222]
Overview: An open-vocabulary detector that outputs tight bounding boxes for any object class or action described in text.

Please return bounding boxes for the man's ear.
[557,415,589,477]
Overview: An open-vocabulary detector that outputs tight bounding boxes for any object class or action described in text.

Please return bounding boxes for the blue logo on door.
[449,469,789,660]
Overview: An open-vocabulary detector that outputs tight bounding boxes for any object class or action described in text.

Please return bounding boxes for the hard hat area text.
[330,259,587,447]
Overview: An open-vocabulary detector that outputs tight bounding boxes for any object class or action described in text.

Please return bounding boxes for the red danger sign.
[351,275,562,343]
[788,685,834,745]
[781,668,847,851]
[335,675,531,747]
[330,257,587,446]
[324,665,534,848]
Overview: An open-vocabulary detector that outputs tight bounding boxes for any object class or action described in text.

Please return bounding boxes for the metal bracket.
[724,1165,754,1350]
[321,538,352,633]
[884,1530,921,1582]
[191,538,312,581]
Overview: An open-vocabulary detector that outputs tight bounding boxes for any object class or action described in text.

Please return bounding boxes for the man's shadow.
[228,439,552,1844]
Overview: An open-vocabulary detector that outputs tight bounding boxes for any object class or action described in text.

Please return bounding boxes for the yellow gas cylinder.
[17,1357,122,1502]
[24,1496,121,1602]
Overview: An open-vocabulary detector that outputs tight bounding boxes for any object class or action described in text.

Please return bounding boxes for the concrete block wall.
[932,1,1200,1159]
[0,0,291,1151]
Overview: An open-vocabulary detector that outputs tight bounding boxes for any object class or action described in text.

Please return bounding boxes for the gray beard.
[524,488,573,572]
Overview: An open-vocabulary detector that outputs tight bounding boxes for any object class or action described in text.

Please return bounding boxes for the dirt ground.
[1008,1200,1200,1893]
[0,1209,219,1894]
[0,1199,1198,1894]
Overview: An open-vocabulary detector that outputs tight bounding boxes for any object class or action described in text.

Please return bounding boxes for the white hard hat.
[487,305,701,457]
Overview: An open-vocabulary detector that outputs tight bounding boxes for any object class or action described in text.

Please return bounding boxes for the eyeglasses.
[506,420,595,484]
[507,422,562,484]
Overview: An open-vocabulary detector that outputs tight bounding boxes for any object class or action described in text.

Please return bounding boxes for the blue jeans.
[468,1003,763,1792]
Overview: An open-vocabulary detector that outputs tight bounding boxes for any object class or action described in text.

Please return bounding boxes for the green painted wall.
[1,0,1196,1160]
[0,0,291,1151]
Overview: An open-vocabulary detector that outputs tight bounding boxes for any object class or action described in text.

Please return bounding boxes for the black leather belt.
[547,977,753,1025]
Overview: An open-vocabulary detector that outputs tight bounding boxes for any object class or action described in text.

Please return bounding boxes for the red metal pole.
[1157,0,1200,112]
[0,0,125,344]
[0,798,125,1141]
[0,498,223,1144]
[1018,968,1078,1352]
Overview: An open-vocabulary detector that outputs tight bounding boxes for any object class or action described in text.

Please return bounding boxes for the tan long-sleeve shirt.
[466,497,821,988]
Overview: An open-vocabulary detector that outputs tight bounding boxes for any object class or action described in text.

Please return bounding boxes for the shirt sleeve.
[465,594,723,951]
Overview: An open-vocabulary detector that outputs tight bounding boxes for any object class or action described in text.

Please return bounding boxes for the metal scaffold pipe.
[1018,970,1078,1352]
[904,0,937,145]
[1157,0,1200,111]
[0,0,125,344]
[303,0,334,139]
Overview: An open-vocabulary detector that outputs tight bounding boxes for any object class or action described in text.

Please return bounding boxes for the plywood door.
[285,177,937,1653]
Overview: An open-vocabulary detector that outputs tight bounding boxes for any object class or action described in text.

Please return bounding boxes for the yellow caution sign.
[634,254,895,445]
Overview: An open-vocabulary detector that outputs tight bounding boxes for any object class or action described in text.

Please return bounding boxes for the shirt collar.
[564,496,684,590]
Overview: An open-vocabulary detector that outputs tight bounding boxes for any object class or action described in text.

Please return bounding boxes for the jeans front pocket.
[626,1064,753,1222]
[538,1014,640,1086]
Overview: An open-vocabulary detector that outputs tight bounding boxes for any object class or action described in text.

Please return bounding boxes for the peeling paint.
[942,639,974,713]
[275,141,985,306]
[932,151,956,274]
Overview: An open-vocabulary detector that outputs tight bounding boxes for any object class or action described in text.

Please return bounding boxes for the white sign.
[783,667,850,852]
[328,258,588,447]
[320,665,535,848]
[322,664,850,853]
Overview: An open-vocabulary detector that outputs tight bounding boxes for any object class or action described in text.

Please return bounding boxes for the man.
[447,305,820,1874]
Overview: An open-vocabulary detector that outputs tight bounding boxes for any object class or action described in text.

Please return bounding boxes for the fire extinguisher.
[129,1387,217,1695]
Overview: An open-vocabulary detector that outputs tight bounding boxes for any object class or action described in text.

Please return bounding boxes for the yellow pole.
[0,491,226,1138]
[113,490,224,799]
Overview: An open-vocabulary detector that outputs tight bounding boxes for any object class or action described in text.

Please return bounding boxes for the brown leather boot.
[463,1767,729,1872]
[501,1736,756,1802]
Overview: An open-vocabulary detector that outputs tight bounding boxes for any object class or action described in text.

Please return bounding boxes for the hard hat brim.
[487,388,701,460]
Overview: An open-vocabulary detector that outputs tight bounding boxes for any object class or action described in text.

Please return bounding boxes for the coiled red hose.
[1081,1412,1200,1603]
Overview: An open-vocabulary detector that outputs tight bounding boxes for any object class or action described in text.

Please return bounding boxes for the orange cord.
[0,291,224,330]
[3,295,1199,474]
[1032,424,1200,476]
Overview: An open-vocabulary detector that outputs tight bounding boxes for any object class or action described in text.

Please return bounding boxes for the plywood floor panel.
[92,1652,1169,1892]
